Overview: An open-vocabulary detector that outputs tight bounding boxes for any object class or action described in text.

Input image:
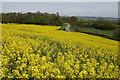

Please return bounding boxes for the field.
[79,27,114,37]
[1,24,119,78]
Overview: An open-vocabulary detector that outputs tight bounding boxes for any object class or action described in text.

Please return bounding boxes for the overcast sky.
[2,2,118,17]
[1,0,120,2]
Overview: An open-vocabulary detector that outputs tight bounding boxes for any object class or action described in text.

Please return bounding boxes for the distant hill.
[62,15,118,22]
[76,16,117,19]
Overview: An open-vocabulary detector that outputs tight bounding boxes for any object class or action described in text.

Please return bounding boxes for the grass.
[80,27,114,36]
[78,27,114,38]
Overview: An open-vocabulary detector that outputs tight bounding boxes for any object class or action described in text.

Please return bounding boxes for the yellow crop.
[1,23,119,78]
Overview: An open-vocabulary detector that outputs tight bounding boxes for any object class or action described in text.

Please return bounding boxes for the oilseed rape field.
[1,24,119,79]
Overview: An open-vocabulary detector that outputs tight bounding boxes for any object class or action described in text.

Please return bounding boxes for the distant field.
[79,27,114,37]
[2,24,119,78]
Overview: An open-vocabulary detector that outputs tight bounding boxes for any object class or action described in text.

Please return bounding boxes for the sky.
[2,2,118,17]
[1,0,120,2]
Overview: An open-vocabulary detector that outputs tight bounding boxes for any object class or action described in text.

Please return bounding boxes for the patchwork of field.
[1,24,119,78]
[79,27,114,36]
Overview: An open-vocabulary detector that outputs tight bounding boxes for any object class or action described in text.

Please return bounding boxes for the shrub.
[92,20,116,30]
[101,21,116,30]
[113,27,120,41]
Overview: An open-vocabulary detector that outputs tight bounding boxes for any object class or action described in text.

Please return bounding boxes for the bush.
[92,20,116,30]
[101,21,116,30]
[92,23,102,29]
[113,27,120,41]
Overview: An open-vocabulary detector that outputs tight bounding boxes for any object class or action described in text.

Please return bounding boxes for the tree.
[2,12,63,26]
[92,18,116,30]
[77,19,86,28]
[96,17,105,24]
[113,27,120,41]
[101,20,116,30]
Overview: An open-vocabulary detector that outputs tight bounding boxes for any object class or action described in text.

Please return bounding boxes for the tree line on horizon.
[1,11,118,29]
[1,11,120,40]
[2,11,62,26]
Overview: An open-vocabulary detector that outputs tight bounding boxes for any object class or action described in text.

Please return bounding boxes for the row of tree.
[1,12,120,40]
[1,12,89,31]
[2,12,118,30]
[92,17,117,30]
[2,12,62,26]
